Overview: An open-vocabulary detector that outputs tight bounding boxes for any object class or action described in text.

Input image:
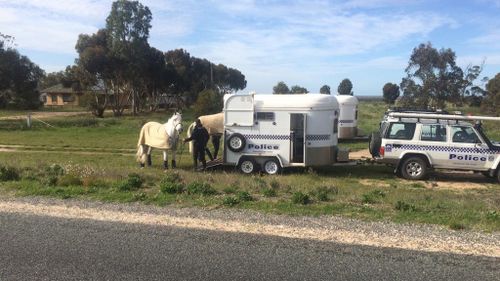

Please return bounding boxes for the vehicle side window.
[420,124,446,142]
[451,126,481,143]
[386,122,416,140]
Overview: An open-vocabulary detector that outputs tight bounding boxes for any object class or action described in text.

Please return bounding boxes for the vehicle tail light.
[379,146,385,157]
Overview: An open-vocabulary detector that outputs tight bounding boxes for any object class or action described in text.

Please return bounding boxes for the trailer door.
[290,113,306,163]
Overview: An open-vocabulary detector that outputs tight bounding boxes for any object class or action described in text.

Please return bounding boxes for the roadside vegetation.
[0,103,499,232]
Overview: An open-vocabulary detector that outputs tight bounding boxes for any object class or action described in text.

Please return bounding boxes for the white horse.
[187,112,224,160]
[136,112,183,169]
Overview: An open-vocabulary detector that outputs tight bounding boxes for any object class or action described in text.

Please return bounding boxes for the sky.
[1,0,499,95]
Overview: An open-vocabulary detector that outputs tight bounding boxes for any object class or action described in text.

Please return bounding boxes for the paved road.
[0,212,498,281]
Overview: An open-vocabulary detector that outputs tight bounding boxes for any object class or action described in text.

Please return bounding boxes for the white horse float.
[136,112,183,169]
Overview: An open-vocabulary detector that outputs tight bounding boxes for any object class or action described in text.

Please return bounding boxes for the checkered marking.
[306,135,331,141]
[244,134,290,140]
[339,120,354,124]
[394,144,500,155]
[243,134,331,142]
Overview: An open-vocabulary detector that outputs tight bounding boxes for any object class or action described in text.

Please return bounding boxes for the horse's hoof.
[163,161,168,170]
[171,160,176,169]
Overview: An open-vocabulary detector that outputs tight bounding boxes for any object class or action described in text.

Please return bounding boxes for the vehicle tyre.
[263,159,281,175]
[227,133,246,152]
[239,158,256,174]
[368,132,382,158]
[400,157,428,180]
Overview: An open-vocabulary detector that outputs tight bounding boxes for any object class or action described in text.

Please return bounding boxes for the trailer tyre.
[263,159,281,175]
[239,158,256,174]
[368,132,382,158]
[400,157,428,180]
[227,133,246,152]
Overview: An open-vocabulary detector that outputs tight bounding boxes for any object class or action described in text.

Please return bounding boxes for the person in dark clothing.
[184,119,210,170]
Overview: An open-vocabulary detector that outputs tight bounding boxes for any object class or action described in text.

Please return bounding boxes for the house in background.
[40,84,83,107]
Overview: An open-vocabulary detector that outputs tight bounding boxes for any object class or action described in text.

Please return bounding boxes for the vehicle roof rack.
[387,107,453,115]
[388,112,500,122]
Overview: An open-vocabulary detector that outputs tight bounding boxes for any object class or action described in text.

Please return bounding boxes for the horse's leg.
[212,134,221,159]
[163,150,168,169]
[171,149,177,168]
[147,146,152,166]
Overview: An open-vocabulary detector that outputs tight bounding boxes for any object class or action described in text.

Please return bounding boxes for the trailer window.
[255,112,275,121]
[333,118,338,134]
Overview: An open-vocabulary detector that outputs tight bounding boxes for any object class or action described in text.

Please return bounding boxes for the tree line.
[382,42,499,116]
[272,78,354,95]
[1,0,247,117]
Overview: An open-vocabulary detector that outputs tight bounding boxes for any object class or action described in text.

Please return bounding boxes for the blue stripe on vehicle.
[392,144,500,154]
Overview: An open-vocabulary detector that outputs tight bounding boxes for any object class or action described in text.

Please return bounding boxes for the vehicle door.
[448,125,489,170]
[419,124,449,168]
[382,122,417,160]
[290,113,306,164]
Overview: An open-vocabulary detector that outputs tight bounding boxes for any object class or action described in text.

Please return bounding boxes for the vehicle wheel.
[368,132,381,158]
[400,157,428,180]
[263,159,281,175]
[239,159,256,174]
[227,133,246,152]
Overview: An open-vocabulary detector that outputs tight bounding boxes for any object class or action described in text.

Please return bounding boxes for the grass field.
[0,102,499,232]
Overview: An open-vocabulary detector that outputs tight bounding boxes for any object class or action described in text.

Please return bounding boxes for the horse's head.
[165,112,183,136]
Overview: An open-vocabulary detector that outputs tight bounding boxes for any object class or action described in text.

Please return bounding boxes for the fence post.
[27,113,32,128]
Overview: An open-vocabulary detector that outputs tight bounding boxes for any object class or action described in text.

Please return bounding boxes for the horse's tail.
[136,126,146,163]
[186,122,196,154]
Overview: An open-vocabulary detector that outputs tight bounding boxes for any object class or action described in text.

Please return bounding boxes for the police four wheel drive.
[369,109,500,183]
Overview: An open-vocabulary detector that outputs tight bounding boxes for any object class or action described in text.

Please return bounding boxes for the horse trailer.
[335,95,359,139]
[222,93,342,174]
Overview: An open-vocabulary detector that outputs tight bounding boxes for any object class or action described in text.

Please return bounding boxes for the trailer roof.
[335,95,359,105]
[251,94,338,110]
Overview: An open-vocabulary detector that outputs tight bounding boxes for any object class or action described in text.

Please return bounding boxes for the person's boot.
[163,161,168,170]
[193,159,198,171]
[201,160,207,171]
[147,155,152,166]
[171,160,176,168]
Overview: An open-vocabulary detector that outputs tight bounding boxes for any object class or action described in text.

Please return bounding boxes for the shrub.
[262,188,277,197]
[41,175,58,187]
[486,210,499,220]
[312,185,338,202]
[133,192,147,202]
[269,180,280,190]
[222,196,239,207]
[159,173,185,194]
[361,189,386,204]
[237,191,253,202]
[0,165,20,181]
[116,173,144,191]
[186,181,216,196]
[252,177,268,189]
[449,222,466,230]
[82,177,108,188]
[58,174,83,186]
[45,164,64,176]
[292,192,310,205]
[160,181,184,194]
[223,185,238,194]
[394,201,416,212]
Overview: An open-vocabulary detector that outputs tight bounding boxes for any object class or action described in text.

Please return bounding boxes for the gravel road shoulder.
[0,196,498,258]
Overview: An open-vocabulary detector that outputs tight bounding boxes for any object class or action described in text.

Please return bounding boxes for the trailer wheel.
[263,159,281,175]
[227,133,246,152]
[239,158,256,174]
[400,157,428,180]
[368,132,381,158]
